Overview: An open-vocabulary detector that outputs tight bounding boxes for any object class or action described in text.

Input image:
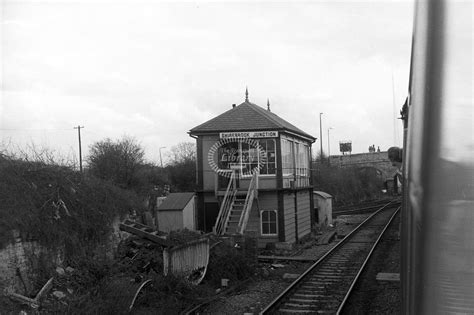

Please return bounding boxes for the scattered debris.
[274,242,293,251]
[52,291,66,299]
[376,272,400,282]
[221,279,229,287]
[270,263,285,268]
[7,277,54,309]
[119,220,210,284]
[7,292,39,309]
[55,267,66,276]
[119,220,173,247]
[317,231,337,245]
[258,255,315,262]
[282,273,300,280]
[101,277,152,312]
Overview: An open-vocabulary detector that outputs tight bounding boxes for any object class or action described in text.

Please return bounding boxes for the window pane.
[262,223,268,234]
[262,210,277,235]
[268,151,276,163]
[268,163,275,174]
[270,210,276,222]
[281,139,294,175]
[270,223,277,234]
[249,148,259,163]
[267,139,275,152]
[218,142,239,169]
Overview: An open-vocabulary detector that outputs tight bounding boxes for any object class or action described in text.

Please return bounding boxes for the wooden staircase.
[214,171,258,235]
[225,195,246,234]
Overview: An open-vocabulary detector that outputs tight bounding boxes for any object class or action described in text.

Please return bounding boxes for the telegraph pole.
[159,146,166,168]
[319,113,323,160]
[74,125,84,173]
[328,127,333,165]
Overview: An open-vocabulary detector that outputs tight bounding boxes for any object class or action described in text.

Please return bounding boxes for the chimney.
[232,104,236,108]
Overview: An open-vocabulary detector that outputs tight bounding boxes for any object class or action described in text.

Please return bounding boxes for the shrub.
[313,163,384,206]
[0,154,144,257]
[206,240,257,286]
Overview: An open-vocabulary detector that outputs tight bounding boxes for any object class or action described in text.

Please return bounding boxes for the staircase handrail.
[238,170,258,234]
[214,171,237,235]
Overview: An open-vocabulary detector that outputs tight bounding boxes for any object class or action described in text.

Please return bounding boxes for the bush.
[88,136,145,189]
[0,154,144,257]
[206,240,257,286]
[313,163,384,206]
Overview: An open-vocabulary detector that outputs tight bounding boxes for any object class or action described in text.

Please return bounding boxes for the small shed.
[156,193,196,232]
[313,191,333,226]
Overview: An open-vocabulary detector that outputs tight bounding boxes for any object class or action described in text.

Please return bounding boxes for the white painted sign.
[219,131,278,139]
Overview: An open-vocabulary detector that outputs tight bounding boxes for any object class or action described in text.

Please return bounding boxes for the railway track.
[333,198,399,216]
[260,200,400,314]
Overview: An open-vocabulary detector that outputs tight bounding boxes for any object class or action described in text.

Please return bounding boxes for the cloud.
[1,1,415,161]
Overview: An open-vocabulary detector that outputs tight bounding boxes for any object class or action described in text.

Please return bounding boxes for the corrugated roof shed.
[313,191,332,199]
[157,192,195,211]
[189,101,315,141]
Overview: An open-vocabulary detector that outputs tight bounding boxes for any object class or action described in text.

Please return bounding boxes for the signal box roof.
[189,101,315,141]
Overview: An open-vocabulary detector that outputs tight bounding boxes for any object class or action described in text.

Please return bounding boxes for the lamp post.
[328,127,333,164]
[319,113,323,160]
[159,146,166,168]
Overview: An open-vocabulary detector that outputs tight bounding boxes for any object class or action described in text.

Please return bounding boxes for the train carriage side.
[402,0,473,314]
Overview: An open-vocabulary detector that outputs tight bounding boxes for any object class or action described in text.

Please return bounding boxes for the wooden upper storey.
[189,100,316,192]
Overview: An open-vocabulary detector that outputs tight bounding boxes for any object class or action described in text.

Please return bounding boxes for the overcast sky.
[1,0,414,165]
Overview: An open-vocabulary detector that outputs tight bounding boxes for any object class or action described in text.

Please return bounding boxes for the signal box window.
[258,139,276,175]
[261,210,278,236]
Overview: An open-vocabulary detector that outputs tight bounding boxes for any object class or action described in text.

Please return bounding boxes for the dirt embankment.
[0,155,145,310]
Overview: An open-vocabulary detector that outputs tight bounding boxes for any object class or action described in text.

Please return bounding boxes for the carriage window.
[439,2,472,163]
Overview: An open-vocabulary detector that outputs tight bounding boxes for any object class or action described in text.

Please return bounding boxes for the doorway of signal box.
[203,202,219,232]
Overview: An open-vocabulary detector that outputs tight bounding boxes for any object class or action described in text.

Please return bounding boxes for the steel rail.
[260,200,399,314]
[336,206,400,314]
[334,199,395,212]
[333,205,389,216]
[333,199,399,216]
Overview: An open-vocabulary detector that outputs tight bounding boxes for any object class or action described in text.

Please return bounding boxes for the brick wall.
[328,151,399,180]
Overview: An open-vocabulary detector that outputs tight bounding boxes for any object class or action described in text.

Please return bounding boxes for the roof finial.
[267,98,271,112]
[245,87,249,102]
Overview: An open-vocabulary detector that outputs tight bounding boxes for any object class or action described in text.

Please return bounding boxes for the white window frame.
[281,137,294,176]
[281,135,312,188]
[221,139,277,178]
[255,139,277,176]
[260,209,278,236]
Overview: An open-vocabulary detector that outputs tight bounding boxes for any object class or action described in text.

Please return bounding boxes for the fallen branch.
[7,277,54,309]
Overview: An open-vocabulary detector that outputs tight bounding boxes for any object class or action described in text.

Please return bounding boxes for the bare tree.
[88,136,145,188]
[169,142,196,164]
[166,142,196,192]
